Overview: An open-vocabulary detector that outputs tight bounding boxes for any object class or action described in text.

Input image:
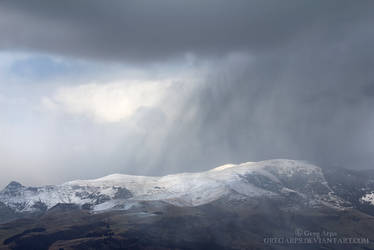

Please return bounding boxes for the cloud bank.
[43,80,172,123]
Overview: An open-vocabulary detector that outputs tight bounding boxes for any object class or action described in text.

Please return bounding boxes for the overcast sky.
[0,0,373,187]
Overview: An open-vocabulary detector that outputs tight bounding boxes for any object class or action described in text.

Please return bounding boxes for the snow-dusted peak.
[211,163,241,172]
[4,181,23,189]
[0,159,344,212]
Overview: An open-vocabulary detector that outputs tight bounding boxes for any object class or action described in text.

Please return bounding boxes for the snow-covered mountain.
[0,159,352,214]
[3,160,374,250]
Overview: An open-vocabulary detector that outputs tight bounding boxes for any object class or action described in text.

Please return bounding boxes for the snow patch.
[361,193,374,205]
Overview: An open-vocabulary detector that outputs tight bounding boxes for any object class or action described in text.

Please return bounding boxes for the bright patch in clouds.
[43,80,172,123]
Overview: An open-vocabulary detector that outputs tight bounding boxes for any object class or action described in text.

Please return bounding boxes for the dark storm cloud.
[140,5,374,173]
[0,0,372,62]
[185,40,374,170]
[0,0,374,185]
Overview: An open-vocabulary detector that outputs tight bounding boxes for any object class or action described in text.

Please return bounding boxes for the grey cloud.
[0,0,372,62]
[152,29,374,172]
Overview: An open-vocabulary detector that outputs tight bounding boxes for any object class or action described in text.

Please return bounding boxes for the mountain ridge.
[0,159,356,215]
